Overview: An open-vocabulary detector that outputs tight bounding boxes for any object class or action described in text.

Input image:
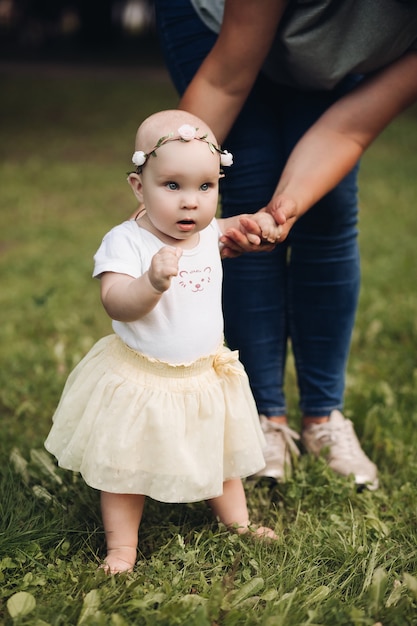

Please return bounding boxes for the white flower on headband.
[132,151,147,166]
[178,124,197,141]
[220,150,233,167]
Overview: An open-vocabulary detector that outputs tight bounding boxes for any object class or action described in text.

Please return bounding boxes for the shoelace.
[269,422,301,456]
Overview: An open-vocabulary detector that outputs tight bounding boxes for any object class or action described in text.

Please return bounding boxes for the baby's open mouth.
[177,219,196,231]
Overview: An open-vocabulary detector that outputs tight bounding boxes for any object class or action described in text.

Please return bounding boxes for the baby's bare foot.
[101,546,137,574]
[247,525,278,540]
[229,521,278,541]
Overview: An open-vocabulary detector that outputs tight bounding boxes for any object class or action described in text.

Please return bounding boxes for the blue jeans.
[155,0,361,418]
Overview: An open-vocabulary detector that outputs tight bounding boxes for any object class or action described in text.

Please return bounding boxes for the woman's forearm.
[270,51,417,221]
[179,0,287,143]
[179,78,245,145]
[272,127,363,218]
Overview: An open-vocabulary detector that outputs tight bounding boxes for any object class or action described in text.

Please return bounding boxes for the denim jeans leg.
[219,81,291,416]
[223,79,360,417]
[288,176,360,416]
[278,85,361,416]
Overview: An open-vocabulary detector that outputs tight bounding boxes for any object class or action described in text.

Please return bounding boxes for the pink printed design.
[178,267,212,292]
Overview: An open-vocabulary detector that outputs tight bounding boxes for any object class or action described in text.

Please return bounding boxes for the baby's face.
[139,138,220,244]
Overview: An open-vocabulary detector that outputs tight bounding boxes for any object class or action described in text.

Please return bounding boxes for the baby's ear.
[127,172,144,202]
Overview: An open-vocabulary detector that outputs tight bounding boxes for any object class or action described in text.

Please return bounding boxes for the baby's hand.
[240,212,282,244]
[265,193,298,243]
[220,210,284,258]
[148,246,182,293]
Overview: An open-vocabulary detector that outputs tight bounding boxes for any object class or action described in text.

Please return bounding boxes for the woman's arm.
[221,50,417,253]
[268,51,417,238]
[179,0,288,143]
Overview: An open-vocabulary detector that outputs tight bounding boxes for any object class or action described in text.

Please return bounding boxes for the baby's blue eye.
[166,182,178,190]
[200,183,209,191]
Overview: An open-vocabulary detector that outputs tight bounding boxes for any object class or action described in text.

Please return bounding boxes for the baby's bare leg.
[100,491,145,574]
[207,478,277,539]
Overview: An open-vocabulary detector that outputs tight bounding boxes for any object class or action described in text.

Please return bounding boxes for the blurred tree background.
[0,0,162,65]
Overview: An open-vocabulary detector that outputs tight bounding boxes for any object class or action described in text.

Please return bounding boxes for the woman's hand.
[264,193,298,242]
[220,221,276,258]
[219,196,299,258]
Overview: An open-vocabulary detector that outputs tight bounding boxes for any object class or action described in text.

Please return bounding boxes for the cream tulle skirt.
[45,335,265,503]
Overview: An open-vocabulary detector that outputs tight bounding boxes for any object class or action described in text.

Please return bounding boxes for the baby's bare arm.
[100,247,182,322]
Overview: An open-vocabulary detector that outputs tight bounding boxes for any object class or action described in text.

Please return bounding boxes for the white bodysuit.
[93,218,224,363]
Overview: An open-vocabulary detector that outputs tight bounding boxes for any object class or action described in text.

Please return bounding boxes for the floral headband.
[131,124,233,172]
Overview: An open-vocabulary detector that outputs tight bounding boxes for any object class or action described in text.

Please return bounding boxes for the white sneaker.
[255,415,300,481]
[301,410,379,490]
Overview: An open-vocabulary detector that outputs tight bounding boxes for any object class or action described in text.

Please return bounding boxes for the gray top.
[190,0,417,90]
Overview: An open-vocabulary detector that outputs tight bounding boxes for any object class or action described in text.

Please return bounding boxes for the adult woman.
[154,0,417,489]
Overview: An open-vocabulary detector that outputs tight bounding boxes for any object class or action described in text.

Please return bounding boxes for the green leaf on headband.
[155,132,173,148]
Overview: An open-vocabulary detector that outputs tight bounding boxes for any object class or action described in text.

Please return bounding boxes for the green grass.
[1,64,417,625]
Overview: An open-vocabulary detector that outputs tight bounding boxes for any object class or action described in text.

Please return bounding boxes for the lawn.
[1,61,417,625]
